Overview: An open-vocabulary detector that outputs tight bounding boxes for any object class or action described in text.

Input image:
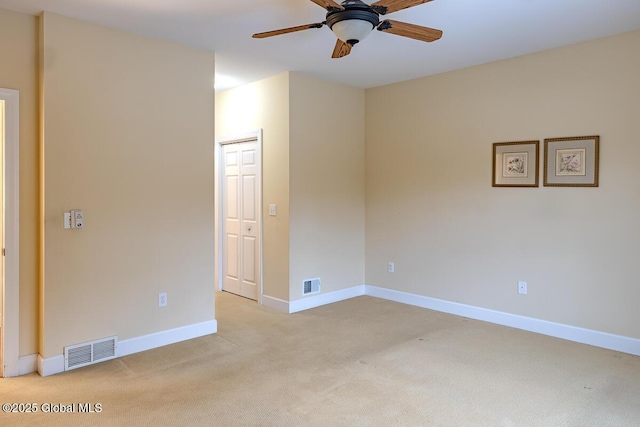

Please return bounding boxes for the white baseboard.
[38,354,65,377]
[31,286,640,377]
[118,319,218,357]
[18,354,38,375]
[365,285,640,357]
[289,285,366,313]
[261,295,290,313]
[263,286,366,314]
[36,319,218,377]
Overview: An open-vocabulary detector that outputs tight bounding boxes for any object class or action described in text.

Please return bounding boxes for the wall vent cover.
[64,336,118,371]
[303,278,321,295]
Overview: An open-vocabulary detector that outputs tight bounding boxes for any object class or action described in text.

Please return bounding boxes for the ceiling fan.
[253,0,443,58]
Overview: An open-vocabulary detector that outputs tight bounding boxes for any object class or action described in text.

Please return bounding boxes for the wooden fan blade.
[309,0,344,12]
[371,0,434,15]
[377,20,442,42]
[253,22,325,39]
[332,39,352,58]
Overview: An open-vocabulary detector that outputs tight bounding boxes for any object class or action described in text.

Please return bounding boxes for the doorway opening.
[215,130,263,304]
[0,88,20,378]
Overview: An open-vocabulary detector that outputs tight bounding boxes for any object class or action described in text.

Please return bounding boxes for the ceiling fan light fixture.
[330,19,375,45]
[326,1,380,46]
[252,0,443,60]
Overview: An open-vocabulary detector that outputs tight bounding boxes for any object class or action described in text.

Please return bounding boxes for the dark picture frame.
[544,136,599,187]
[492,141,540,187]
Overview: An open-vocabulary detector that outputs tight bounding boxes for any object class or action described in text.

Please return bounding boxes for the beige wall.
[0,8,40,357]
[365,31,640,339]
[216,72,365,302]
[216,73,291,301]
[40,12,215,357]
[3,5,637,363]
[289,73,365,300]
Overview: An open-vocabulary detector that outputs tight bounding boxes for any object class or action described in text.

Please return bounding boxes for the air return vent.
[64,336,118,371]
[303,278,321,295]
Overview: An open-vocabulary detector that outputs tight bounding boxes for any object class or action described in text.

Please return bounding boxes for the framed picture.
[544,136,599,187]
[492,141,539,187]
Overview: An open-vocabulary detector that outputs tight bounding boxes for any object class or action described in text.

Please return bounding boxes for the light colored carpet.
[1,292,640,426]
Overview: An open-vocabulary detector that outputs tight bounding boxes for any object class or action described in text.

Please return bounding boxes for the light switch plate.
[269,204,277,216]
[72,209,84,228]
[159,292,167,308]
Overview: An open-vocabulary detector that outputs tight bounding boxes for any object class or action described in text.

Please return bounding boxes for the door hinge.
[2,248,5,256]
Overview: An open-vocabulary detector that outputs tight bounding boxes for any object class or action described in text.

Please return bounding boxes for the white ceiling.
[1,0,639,90]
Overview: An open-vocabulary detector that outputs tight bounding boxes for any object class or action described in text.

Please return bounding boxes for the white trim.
[118,320,217,357]
[18,354,38,376]
[32,284,640,375]
[215,130,264,304]
[365,285,640,356]
[1,88,20,378]
[214,138,222,292]
[261,295,290,313]
[38,354,65,377]
[262,286,366,314]
[37,320,217,377]
[290,285,366,313]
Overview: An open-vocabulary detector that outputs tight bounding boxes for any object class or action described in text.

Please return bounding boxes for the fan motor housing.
[326,0,380,45]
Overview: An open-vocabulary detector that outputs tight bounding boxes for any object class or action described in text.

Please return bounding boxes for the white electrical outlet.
[388,262,395,273]
[518,281,527,295]
[159,292,167,307]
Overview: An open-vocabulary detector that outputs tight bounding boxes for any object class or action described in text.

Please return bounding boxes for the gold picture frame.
[492,141,539,187]
[544,136,599,187]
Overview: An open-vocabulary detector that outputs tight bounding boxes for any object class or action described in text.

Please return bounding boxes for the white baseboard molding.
[37,319,218,377]
[118,319,218,357]
[262,285,365,314]
[289,285,366,313]
[32,287,639,377]
[261,295,290,313]
[365,285,640,357]
[18,354,39,376]
[263,286,366,314]
[38,354,65,377]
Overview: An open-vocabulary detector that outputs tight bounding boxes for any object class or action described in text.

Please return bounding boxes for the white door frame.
[215,129,263,304]
[1,88,20,378]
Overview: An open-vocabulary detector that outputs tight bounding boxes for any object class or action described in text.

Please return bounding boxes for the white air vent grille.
[67,346,92,368]
[64,336,118,371]
[303,278,321,295]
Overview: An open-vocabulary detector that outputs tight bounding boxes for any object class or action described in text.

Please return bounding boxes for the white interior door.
[222,140,261,300]
[0,88,19,378]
